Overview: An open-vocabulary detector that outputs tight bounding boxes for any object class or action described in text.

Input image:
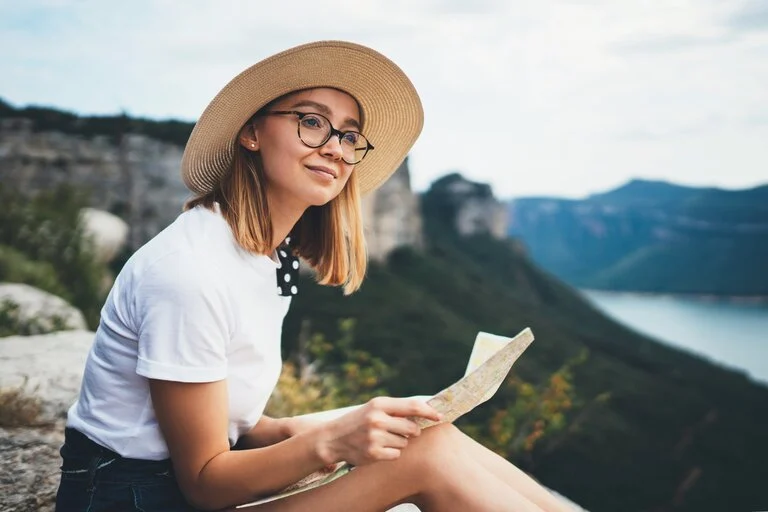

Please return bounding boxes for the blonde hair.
[184,140,368,295]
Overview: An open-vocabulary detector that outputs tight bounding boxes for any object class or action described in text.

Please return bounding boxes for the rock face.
[2,111,511,273]
[449,181,507,239]
[0,329,93,421]
[0,283,87,334]
[362,158,423,261]
[1,119,426,261]
[0,118,189,250]
[0,421,65,512]
[427,173,508,239]
[0,330,93,511]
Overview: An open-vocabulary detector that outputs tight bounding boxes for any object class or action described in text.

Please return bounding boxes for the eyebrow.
[288,100,361,131]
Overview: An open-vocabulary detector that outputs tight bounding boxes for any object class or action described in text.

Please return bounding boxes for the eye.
[341,132,361,146]
[299,113,327,131]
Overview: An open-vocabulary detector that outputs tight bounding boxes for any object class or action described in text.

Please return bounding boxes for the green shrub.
[0,245,69,298]
[266,319,394,417]
[0,184,108,328]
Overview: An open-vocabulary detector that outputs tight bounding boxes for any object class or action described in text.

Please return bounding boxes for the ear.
[237,123,260,152]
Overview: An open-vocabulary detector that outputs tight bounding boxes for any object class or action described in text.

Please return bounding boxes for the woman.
[56,41,573,512]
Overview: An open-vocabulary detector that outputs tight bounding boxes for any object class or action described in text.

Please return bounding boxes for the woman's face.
[241,87,361,211]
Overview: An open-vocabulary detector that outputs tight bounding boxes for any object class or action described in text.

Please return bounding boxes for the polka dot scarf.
[276,236,299,296]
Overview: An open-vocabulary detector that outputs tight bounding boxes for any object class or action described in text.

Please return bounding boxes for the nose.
[320,133,344,161]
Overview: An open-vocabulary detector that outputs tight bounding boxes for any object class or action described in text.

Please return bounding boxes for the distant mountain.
[507,179,768,296]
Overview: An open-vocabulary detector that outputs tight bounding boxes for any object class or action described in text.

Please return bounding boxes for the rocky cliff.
[361,157,423,261]
[421,173,508,241]
[0,116,427,260]
[0,118,188,249]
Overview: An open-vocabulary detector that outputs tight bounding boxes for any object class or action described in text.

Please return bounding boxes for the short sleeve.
[134,255,231,383]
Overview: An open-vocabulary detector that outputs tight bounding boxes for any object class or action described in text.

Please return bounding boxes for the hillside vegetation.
[286,176,768,511]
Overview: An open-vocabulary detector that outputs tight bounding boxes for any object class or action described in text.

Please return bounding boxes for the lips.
[306,165,338,179]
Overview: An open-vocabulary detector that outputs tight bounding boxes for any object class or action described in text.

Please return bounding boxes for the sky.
[1,0,767,199]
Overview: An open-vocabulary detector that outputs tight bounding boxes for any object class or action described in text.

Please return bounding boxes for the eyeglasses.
[262,110,374,165]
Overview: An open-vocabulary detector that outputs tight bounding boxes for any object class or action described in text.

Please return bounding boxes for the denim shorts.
[55,428,200,512]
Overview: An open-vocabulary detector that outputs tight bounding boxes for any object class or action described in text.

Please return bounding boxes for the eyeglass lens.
[297,113,369,164]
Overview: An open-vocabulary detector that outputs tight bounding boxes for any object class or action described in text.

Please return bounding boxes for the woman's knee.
[421,423,462,446]
[404,423,463,471]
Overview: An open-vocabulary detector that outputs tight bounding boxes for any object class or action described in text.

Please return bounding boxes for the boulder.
[79,207,129,263]
[0,283,87,334]
[0,330,92,510]
[0,420,65,512]
[0,329,93,421]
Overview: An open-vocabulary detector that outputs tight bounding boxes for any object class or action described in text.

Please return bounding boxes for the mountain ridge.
[508,179,768,296]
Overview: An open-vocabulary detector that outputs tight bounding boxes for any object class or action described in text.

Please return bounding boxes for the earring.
[250,143,256,147]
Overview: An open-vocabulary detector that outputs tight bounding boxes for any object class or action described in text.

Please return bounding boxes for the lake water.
[580,290,768,385]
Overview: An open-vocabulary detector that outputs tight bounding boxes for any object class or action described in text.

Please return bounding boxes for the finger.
[379,431,409,450]
[377,397,442,422]
[377,415,422,438]
[366,446,402,463]
[362,409,421,438]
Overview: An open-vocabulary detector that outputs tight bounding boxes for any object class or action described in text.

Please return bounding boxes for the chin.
[304,188,341,207]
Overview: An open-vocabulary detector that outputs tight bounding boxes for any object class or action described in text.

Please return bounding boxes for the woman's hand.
[315,397,442,467]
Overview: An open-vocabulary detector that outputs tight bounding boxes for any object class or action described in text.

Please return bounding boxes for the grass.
[0,381,44,428]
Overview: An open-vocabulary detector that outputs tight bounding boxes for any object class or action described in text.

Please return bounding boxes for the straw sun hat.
[181,40,424,196]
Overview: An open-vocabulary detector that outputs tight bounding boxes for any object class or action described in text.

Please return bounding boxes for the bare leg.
[234,424,545,512]
[456,431,576,512]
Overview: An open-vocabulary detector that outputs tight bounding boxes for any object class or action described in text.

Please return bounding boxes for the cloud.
[615,114,731,141]
[613,33,737,54]
[428,0,500,15]
[744,112,768,126]
[1,0,766,198]
[610,0,768,55]
[728,0,768,32]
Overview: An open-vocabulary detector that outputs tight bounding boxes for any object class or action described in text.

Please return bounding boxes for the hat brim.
[181,40,424,196]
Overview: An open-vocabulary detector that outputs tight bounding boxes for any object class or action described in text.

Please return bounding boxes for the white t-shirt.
[67,205,290,460]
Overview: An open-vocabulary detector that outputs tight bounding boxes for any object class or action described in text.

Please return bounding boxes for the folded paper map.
[237,327,535,508]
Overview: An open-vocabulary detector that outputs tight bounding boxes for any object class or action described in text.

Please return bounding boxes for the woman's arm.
[149,379,440,510]
[235,415,291,449]
[236,412,343,449]
[150,379,327,510]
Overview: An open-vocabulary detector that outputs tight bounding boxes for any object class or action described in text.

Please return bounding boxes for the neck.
[267,191,307,253]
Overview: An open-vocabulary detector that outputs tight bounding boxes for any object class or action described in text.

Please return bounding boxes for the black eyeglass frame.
[261,110,374,165]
